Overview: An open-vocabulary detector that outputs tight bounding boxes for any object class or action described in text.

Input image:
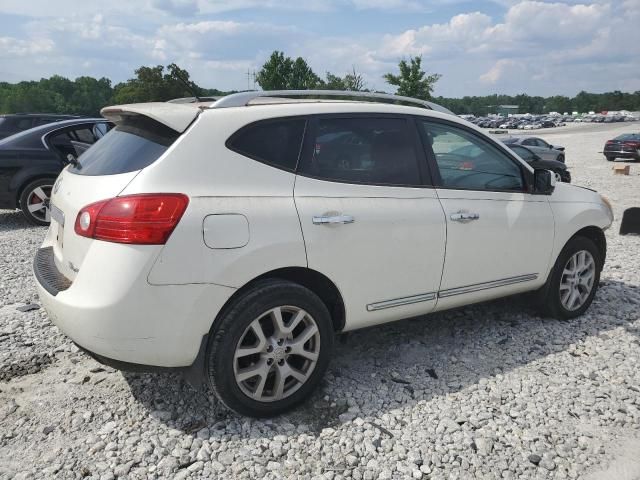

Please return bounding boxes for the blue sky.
[0,0,638,97]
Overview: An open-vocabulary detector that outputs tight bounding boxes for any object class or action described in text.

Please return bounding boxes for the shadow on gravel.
[0,210,43,232]
[123,278,639,440]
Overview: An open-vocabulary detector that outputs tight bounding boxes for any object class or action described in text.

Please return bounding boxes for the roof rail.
[209,90,454,115]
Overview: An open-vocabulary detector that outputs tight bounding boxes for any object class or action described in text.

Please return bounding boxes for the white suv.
[34,91,613,417]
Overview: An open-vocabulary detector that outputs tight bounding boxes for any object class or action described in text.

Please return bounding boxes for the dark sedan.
[604,133,640,162]
[0,113,79,140]
[508,144,571,182]
[0,118,111,225]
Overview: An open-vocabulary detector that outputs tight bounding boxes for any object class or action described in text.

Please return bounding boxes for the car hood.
[550,182,602,203]
[532,158,566,170]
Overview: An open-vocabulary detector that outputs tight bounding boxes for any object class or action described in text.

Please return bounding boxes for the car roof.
[0,117,106,146]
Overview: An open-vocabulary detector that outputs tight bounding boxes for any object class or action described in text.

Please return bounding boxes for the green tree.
[256,51,322,90]
[323,67,366,91]
[112,63,200,104]
[383,56,441,100]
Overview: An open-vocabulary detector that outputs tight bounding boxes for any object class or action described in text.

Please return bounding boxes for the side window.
[534,138,549,148]
[299,117,421,186]
[511,145,534,161]
[72,127,96,143]
[522,138,536,147]
[420,121,524,191]
[227,118,306,171]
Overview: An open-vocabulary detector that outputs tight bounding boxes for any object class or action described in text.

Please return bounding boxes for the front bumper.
[33,244,235,367]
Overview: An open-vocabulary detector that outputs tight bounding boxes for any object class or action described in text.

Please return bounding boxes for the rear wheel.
[206,279,334,417]
[557,154,565,163]
[19,179,54,226]
[606,155,615,162]
[539,236,601,319]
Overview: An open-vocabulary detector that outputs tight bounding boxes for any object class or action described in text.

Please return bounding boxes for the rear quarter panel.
[121,111,307,287]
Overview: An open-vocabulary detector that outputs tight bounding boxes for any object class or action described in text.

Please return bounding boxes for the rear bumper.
[604,149,640,159]
[33,243,236,367]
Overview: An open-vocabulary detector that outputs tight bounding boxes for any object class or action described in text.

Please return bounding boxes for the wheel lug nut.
[267,346,273,352]
[277,339,283,345]
[285,347,291,353]
[278,359,284,366]
[267,359,273,365]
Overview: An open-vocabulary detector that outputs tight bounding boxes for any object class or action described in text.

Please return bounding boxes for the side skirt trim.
[438,273,538,298]
[367,292,436,312]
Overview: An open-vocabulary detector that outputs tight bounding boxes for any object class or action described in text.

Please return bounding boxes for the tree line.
[1,52,638,116]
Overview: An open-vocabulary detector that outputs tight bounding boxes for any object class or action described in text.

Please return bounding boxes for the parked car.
[33,91,613,417]
[0,113,79,140]
[502,136,565,162]
[604,133,640,162]
[507,144,571,182]
[0,118,112,225]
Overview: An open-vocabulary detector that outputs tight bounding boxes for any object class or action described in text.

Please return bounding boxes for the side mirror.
[533,168,555,195]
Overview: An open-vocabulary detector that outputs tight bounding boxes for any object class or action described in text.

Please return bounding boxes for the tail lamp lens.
[74,194,189,245]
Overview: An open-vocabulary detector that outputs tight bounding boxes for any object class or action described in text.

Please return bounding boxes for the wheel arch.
[14,173,59,207]
[214,267,346,333]
[570,225,606,270]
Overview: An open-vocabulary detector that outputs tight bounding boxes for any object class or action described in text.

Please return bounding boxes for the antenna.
[172,66,201,102]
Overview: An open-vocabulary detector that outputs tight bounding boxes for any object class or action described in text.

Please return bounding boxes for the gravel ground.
[1,122,640,480]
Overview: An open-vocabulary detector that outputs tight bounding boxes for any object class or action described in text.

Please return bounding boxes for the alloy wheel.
[26,185,53,223]
[233,306,320,402]
[559,250,596,311]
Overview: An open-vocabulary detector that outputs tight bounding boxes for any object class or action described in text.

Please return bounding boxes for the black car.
[0,113,79,140]
[508,144,571,182]
[0,118,111,225]
[604,133,640,162]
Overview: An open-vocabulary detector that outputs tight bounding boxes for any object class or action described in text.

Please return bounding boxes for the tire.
[557,154,565,163]
[206,279,334,417]
[19,178,54,226]
[538,236,602,320]
[606,156,615,162]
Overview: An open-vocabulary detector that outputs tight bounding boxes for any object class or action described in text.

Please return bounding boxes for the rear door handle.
[450,211,480,222]
[312,215,355,225]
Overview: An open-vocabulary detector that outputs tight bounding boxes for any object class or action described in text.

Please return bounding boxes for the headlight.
[600,194,614,225]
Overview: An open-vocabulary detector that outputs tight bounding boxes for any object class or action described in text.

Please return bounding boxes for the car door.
[532,138,556,161]
[418,119,555,311]
[294,115,447,331]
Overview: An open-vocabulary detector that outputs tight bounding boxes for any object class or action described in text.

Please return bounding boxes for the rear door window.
[227,118,306,171]
[68,117,179,176]
[298,117,421,186]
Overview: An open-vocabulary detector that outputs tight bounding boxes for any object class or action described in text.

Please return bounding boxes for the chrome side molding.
[438,274,538,298]
[367,292,437,312]
[366,274,538,312]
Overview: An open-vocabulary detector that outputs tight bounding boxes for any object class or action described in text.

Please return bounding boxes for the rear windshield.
[614,134,640,141]
[68,116,179,176]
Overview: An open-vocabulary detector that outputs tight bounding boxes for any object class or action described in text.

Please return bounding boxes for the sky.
[0,0,638,97]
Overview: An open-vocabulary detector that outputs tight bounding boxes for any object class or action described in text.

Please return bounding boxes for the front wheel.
[206,279,334,417]
[606,156,615,162]
[557,154,565,163]
[539,236,602,319]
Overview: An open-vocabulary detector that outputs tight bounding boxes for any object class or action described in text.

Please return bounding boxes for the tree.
[256,51,322,90]
[383,56,441,100]
[112,63,201,104]
[322,67,366,91]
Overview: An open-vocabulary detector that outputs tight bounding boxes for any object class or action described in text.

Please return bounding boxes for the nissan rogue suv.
[33,91,613,417]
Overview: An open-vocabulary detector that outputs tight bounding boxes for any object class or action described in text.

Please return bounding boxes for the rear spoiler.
[101,102,201,133]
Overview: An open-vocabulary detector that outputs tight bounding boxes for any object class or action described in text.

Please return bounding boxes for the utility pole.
[246,70,257,91]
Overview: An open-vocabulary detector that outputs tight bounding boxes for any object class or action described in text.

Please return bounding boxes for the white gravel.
[1,122,640,480]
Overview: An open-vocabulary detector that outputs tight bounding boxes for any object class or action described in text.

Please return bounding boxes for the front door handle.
[450,211,480,222]
[312,214,355,225]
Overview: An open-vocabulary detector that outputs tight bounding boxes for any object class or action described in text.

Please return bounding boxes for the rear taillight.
[74,194,189,245]
[624,141,640,148]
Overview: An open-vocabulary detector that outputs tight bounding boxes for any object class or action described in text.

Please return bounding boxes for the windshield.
[68,116,179,176]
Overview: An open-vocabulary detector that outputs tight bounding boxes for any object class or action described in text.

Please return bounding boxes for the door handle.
[450,211,480,222]
[312,214,355,225]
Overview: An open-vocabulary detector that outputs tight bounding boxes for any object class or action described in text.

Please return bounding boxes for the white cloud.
[0,1,638,96]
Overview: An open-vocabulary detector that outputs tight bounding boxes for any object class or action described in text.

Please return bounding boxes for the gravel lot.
[1,122,640,480]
